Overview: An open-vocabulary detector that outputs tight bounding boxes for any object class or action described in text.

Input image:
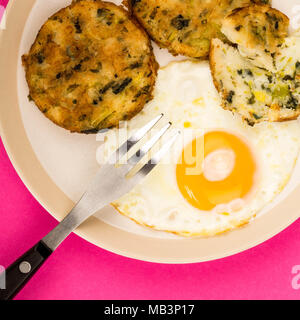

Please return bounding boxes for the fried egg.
[99,60,300,237]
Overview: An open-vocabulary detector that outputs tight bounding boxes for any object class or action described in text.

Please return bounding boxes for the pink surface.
[0,0,7,28]
[1,0,300,301]
[1,139,300,300]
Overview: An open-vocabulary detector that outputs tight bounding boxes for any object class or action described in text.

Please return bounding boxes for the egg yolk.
[176,131,256,211]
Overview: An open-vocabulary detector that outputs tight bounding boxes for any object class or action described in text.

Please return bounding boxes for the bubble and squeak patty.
[210,36,300,125]
[124,0,271,59]
[22,0,158,133]
[221,5,289,72]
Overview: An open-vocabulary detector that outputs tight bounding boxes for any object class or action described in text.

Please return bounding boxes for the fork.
[0,114,179,300]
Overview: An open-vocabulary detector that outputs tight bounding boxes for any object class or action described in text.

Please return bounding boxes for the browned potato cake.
[124,0,271,59]
[222,5,289,72]
[22,0,158,133]
[210,38,300,125]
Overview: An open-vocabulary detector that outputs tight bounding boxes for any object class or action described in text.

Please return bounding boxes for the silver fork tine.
[112,113,163,162]
[128,122,172,166]
[138,130,181,176]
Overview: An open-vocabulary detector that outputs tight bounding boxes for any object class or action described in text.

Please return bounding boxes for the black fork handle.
[0,241,52,300]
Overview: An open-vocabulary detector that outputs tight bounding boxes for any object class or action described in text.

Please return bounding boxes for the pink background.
[0,0,7,21]
[1,139,300,300]
[1,0,300,300]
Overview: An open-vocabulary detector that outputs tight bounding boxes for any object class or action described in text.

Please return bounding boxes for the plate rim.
[1,0,300,264]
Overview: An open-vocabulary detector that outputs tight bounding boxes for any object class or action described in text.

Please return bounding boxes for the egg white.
[99,60,300,237]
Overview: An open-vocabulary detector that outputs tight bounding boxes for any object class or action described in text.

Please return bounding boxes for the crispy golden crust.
[22,0,158,133]
[209,38,300,125]
[223,5,289,51]
[221,5,289,71]
[124,0,271,59]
